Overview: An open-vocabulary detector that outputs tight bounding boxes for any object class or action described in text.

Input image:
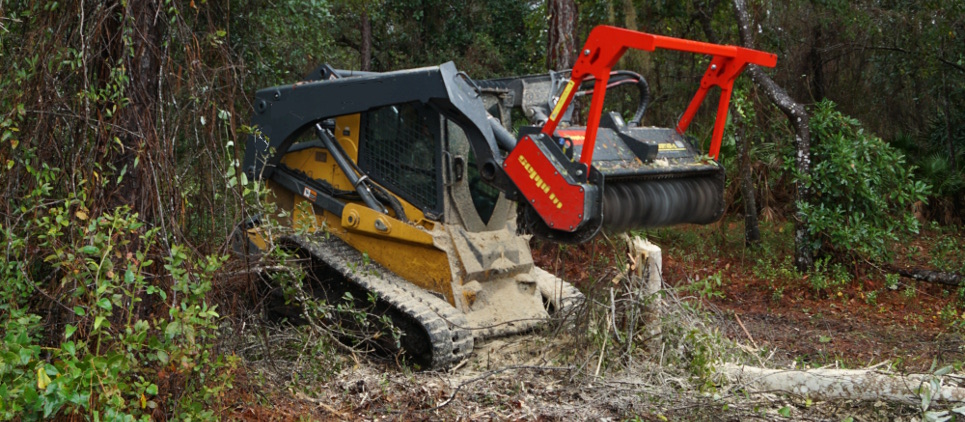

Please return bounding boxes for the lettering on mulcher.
[517,155,563,209]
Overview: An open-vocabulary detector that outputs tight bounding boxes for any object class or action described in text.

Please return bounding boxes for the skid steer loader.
[241,26,776,369]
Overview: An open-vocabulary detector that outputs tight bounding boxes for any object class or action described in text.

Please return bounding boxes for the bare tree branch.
[733,0,814,270]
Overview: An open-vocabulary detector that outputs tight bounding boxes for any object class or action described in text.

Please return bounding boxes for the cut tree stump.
[629,236,662,352]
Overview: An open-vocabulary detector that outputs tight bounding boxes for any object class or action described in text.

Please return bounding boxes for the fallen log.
[723,363,965,403]
[895,268,963,287]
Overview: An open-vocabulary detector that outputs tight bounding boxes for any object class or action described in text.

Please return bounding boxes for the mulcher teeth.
[601,173,725,231]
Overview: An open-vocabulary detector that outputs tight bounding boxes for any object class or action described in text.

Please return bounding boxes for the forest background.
[0,0,963,418]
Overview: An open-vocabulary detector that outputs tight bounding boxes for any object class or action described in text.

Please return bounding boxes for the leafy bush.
[793,100,930,261]
[0,160,233,420]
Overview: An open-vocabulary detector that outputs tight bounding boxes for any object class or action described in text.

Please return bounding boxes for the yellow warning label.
[548,80,576,122]
[658,143,686,151]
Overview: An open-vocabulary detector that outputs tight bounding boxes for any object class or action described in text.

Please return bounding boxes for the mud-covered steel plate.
[564,127,721,178]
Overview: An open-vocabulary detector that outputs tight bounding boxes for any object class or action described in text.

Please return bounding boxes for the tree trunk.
[112,0,163,222]
[807,26,826,102]
[620,0,653,80]
[547,0,577,70]
[694,0,760,247]
[733,0,813,270]
[693,0,721,43]
[360,10,372,71]
[944,83,958,174]
[732,106,761,246]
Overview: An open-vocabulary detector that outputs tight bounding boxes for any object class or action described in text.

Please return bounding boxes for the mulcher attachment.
[513,122,725,241]
[496,25,776,240]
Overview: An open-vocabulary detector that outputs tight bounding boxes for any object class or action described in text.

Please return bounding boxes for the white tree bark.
[723,363,965,404]
[732,0,814,271]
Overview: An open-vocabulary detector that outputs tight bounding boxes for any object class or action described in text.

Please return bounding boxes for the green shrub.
[808,257,851,294]
[0,159,233,420]
[794,100,930,262]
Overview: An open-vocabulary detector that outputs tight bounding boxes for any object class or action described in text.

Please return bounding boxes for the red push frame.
[541,25,777,163]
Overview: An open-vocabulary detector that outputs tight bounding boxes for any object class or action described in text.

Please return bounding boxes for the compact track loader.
[241,26,776,368]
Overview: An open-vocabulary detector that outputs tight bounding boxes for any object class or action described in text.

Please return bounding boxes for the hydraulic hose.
[575,71,651,126]
[314,123,388,214]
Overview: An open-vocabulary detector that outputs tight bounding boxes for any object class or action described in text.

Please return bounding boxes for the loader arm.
[245,64,504,186]
[243,63,518,219]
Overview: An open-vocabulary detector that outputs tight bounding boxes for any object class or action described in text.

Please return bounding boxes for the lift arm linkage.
[542,25,777,163]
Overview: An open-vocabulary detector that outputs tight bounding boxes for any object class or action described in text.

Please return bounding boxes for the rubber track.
[286,235,474,370]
